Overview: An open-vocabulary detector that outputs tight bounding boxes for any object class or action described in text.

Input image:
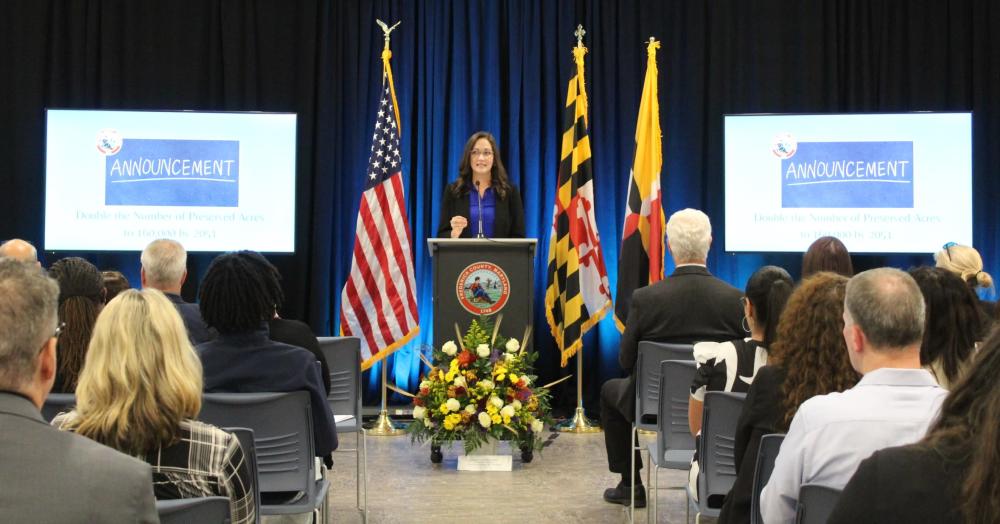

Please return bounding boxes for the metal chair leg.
[362,428,368,522]
[355,431,361,511]
[630,425,637,523]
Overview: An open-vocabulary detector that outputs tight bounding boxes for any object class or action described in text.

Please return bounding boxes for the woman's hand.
[449,215,468,238]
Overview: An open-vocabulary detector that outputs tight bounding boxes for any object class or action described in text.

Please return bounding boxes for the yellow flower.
[503,415,511,425]
[508,374,518,383]
[443,419,455,430]
[439,404,450,414]
[491,414,501,424]
[493,365,507,377]
[438,370,445,381]
[445,369,456,382]
[486,404,498,415]
[496,373,506,382]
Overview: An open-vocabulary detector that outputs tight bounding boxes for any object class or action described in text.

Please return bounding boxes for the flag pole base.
[555,407,602,433]
[367,410,406,436]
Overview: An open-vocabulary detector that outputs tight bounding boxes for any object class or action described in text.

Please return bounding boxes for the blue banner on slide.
[105,139,239,207]
[781,141,913,208]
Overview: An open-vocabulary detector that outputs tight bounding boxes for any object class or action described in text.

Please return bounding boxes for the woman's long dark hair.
[908,266,985,385]
[922,326,1000,523]
[48,257,104,392]
[766,272,859,430]
[449,131,512,199]
[745,265,794,349]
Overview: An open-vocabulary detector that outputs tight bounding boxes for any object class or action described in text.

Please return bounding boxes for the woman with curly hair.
[717,272,860,524]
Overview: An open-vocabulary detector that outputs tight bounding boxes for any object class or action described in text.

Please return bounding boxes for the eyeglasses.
[53,322,66,339]
[470,149,494,158]
[740,297,748,307]
[943,242,958,261]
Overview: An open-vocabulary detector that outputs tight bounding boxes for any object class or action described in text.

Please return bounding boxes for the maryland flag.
[614,39,666,332]
[545,42,613,367]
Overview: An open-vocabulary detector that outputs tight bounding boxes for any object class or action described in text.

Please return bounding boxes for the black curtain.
[2,0,998,411]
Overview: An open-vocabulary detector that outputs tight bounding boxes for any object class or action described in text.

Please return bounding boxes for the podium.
[427,238,536,350]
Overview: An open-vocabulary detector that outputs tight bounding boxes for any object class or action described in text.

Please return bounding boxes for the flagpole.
[366,18,406,437]
[554,25,602,435]
[369,359,405,436]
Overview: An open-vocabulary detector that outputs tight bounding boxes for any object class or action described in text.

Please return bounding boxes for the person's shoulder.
[693,339,738,364]
[180,418,240,448]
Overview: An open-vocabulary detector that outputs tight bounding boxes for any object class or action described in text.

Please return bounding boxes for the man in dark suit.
[0,259,158,522]
[141,238,215,344]
[601,208,744,507]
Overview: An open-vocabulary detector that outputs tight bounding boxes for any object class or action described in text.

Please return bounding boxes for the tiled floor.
[325,429,698,523]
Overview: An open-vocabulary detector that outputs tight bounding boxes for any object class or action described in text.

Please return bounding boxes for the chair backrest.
[795,484,843,524]
[156,496,231,524]
[224,427,260,524]
[751,434,786,524]
[636,341,695,429]
[699,391,747,506]
[41,393,76,422]
[656,360,697,461]
[199,392,315,494]
[317,336,361,431]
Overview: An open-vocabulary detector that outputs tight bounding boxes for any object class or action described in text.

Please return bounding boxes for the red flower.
[419,387,429,396]
[457,350,477,368]
[413,398,424,407]
[454,386,467,397]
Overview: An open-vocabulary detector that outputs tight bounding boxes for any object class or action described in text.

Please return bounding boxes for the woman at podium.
[437,131,525,239]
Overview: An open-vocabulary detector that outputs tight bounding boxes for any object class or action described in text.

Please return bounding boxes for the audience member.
[601,209,744,508]
[717,272,858,524]
[760,268,948,523]
[801,236,853,278]
[828,325,1000,524]
[197,251,338,467]
[935,241,996,317]
[241,251,332,394]
[141,238,215,344]
[48,257,104,393]
[0,238,40,266]
[909,266,986,388]
[53,289,255,524]
[0,258,157,522]
[101,270,131,302]
[686,265,793,501]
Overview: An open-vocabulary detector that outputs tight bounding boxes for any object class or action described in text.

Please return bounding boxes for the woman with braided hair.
[48,257,105,393]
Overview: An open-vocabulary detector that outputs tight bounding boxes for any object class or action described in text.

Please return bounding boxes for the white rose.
[505,339,520,352]
[445,398,461,412]
[412,405,427,420]
[490,396,503,409]
[476,344,491,358]
[478,411,492,428]
[500,405,516,418]
[453,375,467,388]
[479,380,494,391]
[442,340,458,356]
[424,417,434,428]
[520,375,531,386]
[531,419,544,433]
[504,352,515,362]
[464,404,477,414]
[512,400,522,410]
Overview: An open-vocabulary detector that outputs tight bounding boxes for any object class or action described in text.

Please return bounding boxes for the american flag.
[340,75,420,371]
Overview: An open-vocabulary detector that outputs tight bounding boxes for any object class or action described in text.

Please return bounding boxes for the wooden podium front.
[427,238,536,350]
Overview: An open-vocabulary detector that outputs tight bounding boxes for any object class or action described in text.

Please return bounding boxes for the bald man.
[0,239,39,266]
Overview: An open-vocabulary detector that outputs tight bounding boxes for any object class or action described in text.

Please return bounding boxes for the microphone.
[474,180,484,238]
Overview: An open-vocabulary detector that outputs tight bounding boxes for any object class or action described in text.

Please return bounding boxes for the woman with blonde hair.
[936,242,996,320]
[52,289,255,524]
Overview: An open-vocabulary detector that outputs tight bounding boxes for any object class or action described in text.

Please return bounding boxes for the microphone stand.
[474,180,485,238]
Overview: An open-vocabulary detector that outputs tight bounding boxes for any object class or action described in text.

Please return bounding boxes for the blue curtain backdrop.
[1,0,998,412]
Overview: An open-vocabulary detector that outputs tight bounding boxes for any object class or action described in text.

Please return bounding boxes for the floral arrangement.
[407,316,552,454]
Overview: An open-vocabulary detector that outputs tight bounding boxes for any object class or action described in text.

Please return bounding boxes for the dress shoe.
[603,481,647,508]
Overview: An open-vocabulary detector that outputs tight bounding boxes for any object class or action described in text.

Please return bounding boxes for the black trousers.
[600,377,642,480]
